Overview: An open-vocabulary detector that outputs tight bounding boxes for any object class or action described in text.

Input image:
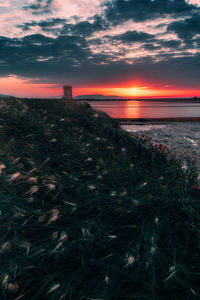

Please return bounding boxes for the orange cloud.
[0,77,60,98]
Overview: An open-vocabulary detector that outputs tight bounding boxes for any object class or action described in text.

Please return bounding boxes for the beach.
[122,121,200,172]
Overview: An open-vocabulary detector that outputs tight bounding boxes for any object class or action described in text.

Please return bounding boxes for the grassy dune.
[0,97,199,299]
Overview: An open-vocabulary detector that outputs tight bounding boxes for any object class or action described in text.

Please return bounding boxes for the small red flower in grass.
[192,186,200,191]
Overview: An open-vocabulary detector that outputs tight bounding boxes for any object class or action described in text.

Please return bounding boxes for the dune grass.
[0,97,199,299]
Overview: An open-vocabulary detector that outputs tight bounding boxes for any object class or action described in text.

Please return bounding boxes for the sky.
[0,0,200,98]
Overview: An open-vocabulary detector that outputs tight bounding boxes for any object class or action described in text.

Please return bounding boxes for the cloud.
[143,43,161,51]
[17,18,66,33]
[112,30,155,43]
[0,0,11,7]
[23,0,54,15]
[105,0,197,24]
[159,39,182,48]
[186,0,200,7]
[1,0,200,92]
[62,16,107,37]
[0,32,200,89]
[0,33,93,79]
[142,39,182,51]
[18,15,107,37]
[22,0,105,18]
[168,14,200,41]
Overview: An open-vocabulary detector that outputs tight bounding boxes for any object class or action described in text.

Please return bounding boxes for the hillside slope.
[0,97,199,300]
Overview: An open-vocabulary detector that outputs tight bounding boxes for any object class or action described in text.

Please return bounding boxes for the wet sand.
[121,121,200,173]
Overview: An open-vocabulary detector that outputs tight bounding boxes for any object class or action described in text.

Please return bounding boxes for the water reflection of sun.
[125,101,142,119]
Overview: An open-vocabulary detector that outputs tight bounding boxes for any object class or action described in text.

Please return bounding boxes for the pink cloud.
[186,0,200,7]
[0,0,10,7]
[0,76,61,98]
[53,0,104,20]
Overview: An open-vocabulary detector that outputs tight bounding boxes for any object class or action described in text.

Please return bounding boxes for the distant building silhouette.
[62,86,73,101]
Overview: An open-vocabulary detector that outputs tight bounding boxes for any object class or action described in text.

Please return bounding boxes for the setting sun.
[131,88,137,93]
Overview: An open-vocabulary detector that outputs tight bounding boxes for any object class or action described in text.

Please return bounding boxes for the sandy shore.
[121,121,200,173]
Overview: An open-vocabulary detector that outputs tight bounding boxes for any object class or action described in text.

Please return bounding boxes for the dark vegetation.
[0,97,199,299]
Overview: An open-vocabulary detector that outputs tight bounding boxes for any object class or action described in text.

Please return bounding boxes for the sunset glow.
[1,76,200,99]
[0,77,60,98]
[0,0,200,98]
[131,88,137,94]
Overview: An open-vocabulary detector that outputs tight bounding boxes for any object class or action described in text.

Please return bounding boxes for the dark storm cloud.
[160,39,182,48]
[168,14,200,41]
[143,43,161,51]
[142,39,182,51]
[0,32,200,89]
[107,30,182,52]
[23,0,54,15]
[72,54,200,88]
[0,33,94,78]
[2,0,200,90]
[105,0,197,24]
[113,30,155,43]
[18,18,66,32]
[62,15,107,37]
[89,38,103,46]
[18,15,107,37]
[194,36,200,48]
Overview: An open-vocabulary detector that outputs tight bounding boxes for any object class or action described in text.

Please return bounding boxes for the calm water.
[89,101,200,119]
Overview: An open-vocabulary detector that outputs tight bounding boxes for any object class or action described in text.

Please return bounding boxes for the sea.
[89,100,200,120]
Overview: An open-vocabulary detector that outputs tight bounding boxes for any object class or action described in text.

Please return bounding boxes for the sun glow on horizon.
[0,76,200,99]
[131,88,137,93]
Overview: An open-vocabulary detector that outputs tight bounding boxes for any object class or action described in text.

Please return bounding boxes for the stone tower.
[62,86,73,101]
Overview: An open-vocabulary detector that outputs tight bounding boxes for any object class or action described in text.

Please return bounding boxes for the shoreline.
[117,117,200,124]
[121,120,200,172]
[6,96,200,103]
